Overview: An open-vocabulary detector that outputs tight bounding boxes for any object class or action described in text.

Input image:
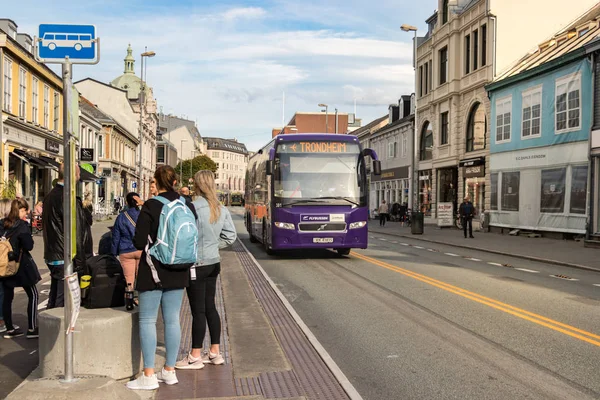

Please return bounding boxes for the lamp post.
[138,48,156,197]
[180,139,188,186]
[401,24,418,212]
[189,150,198,186]
[335,108,338,134]
[318,103,328,133]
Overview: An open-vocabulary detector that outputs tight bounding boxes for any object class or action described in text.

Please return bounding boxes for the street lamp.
[318,103,328,133]
[401,24,418,213]
[180,139,188,186]
[189,150,198,186]
[138,47,156,197]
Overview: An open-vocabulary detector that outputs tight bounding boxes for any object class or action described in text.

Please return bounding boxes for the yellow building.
[0,19,63,205]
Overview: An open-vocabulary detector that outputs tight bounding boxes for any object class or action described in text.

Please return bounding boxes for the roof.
[204,137,248,155]
[158,113,201,141]
[492,3,600,86]
[371,114,415,138]
[79,96,114,125]
[352,115,389,138]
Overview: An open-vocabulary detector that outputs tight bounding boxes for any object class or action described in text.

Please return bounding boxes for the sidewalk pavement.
[369,222,600,272]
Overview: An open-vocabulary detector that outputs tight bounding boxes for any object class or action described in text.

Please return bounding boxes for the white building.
[158,113,204,162]
[205,137,248,193]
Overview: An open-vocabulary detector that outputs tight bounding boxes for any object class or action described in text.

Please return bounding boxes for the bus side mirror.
[373,160,382,176]
[266,160,273,176]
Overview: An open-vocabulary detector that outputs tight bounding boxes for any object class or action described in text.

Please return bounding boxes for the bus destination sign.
[280,142,351,153]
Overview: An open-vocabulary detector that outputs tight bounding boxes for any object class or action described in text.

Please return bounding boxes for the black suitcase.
[83,254,126,309]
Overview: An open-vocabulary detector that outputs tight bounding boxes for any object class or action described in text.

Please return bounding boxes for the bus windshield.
[274,141,366,206]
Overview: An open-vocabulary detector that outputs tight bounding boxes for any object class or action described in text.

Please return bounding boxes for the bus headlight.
[349,221,367,229]
[274,222,295,230]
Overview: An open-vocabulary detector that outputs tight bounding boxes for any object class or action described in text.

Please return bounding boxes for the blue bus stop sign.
[36,24,99,64]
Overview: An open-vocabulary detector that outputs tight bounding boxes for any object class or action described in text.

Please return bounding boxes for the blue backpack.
[145,196,198,284]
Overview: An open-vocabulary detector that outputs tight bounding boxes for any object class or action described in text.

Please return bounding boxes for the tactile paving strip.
[232,242,351,400]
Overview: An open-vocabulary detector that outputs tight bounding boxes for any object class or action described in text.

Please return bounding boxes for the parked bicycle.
[455,212,463,230]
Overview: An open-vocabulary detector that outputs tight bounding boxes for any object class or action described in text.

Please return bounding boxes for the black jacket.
[459,201,475,218]
[0,219,40,288]
[42,184,93,271]
[133,191,197,292]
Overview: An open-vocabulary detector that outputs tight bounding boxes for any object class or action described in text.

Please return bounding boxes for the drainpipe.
[586,53,595,240]
[490,15,497,78]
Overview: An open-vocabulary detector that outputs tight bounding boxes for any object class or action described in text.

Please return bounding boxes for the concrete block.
[6,375,140,400]
[39,307,141,380]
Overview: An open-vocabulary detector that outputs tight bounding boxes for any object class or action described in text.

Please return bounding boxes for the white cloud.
[221,7,267,21]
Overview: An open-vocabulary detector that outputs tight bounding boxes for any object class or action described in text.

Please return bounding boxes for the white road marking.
[594,284,600,287]
[386,355,399,358]
[378,238,387,241]
[550,275,579,281]
[466,258,482,262]
[30,350,37,355]
[40,289,50,295]
[400,243,409,246]
[488,262,503,266]
[38,299,48,310]
[391,241,398,244]
[413,246,425,249]
[427,249,437,252]
[445,253,460,257]
[515,268,540,274]
[42,281,51,286]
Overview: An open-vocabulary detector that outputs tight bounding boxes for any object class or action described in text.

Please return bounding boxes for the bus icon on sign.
[42,32,93,51]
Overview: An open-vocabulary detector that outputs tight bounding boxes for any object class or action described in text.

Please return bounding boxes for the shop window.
[501,171,519,211]
[522,88,542,138]
[420,122,433,161]
[556,73,581,132]
[495,97,511,143]
[467,102,486,151]
[570,166,587,214]
[419,171,432,216]
[490,173,498,210]
[540,168,566,213]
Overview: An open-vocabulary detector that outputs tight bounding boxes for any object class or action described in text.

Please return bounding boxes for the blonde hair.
[193,170,221,223]
[0,198,12,218]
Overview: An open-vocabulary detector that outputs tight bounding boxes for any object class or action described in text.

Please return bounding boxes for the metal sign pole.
[62,59,75,382]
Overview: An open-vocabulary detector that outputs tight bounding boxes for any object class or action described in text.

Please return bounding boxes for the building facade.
[0,19,64,205]
[205,137,248,194]
[273,111,356,137]
[78,97,102,210]
[587,39,600,240]
[156,138,178,169]
[158,112,204,162]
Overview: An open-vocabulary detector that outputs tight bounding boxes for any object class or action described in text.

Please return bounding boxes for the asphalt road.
[231,208,600,400]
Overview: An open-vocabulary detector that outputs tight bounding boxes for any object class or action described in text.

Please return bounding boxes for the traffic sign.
[35,24,99,64]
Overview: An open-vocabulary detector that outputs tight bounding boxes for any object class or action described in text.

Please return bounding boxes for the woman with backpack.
[127,166,198,391]
[176,171,236,370]
[0,199,41,339]
[112,192,143,290]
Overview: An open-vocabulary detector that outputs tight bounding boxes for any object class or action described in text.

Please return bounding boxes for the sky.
[4,0,434,151]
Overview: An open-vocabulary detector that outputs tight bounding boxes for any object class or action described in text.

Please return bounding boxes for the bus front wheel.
[336,248,351,256]
[263,224,274,255]
[247,215,258,243]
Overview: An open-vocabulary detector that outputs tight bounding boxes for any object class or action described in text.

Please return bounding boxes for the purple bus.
[244,134,380,255]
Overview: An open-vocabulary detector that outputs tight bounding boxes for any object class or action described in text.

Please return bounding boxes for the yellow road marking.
[350,251,600,347]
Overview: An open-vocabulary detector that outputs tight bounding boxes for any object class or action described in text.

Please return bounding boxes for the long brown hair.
[193,170,221,223]
[4,198,28,229]
[154,166,177,192]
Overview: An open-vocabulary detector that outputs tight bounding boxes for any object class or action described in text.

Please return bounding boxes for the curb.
[369,229,600,274]
[238,240,364,400]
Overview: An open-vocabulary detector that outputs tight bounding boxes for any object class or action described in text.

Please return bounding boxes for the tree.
[175,154,218,188]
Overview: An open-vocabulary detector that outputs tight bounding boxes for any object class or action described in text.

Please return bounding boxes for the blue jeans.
[139,289,184,369]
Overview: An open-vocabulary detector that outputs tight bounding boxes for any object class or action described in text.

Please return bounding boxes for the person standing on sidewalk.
[127,166,198,391]
[378,200,389,227]
[1,199,41,339]
[176,171,236,371]
[459,196,475,239]
[42,164,93,309]
[180,186,193,204]
[112,193,143,290]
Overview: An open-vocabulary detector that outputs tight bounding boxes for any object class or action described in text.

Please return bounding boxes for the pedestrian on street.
[180,186,193,204]
[42,164,93,309]
[128,166,198,391]
[176,171,236,371]
[112,192,143,290]
[149,179,158,198]
[378,200,389,227]
[459,196,475,239]
[1,199,41,339]
[0,198,11,333]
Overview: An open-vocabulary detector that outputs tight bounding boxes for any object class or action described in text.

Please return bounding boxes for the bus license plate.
[313,238,334,243]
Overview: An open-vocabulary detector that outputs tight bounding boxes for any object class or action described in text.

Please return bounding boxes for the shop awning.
[40,156,61,170]
[12,149,59,170]
[79,167,100,183]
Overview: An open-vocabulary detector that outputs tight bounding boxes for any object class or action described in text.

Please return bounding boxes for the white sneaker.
[175,353,204,370]
[157,368,178,385]
[126,373,159,390]
[0,324,6,333]
[202,352,225,365]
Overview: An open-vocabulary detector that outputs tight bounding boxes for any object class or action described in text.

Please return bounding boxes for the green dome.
[110,44,151,100]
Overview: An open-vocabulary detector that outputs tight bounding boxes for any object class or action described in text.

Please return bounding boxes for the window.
[473,29,479,71]
[419,66,423,97]
[393,141,398,157]
[501,172,519,211]
[522,88,541,138]
[32,77,38,123]
[440,111,449,145]
[467,102,486,151]
[420,122,433,161]
[388,142,395,158]
[540,168,566,213]
[481,24,487,67]
[490,173,498,210]
[465,34,471,74]
[424,62,429,95]
[402,133,407,157]
[157,145,165,163]
[43,85,50,127]
[495,97,512,142]
[18,68,26,118]
[556,74,581,132]
[53,92,59,130]
[570,166,587,214]
[439,47,448,85]
[442,0,449,24]
[428,60,433,92]
[3,57,12,112]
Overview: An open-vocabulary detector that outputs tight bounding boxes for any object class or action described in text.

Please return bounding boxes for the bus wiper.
[285,199,327,206]
[317,197,360,206]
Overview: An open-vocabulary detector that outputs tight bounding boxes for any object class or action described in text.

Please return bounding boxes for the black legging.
[379,213,387,226]
[2,284,38,331]
[187,263,221,349]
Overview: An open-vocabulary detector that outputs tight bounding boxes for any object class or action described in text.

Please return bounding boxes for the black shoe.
[4,328,24,339]
[27,328,39,339]
[469,235,475,238]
